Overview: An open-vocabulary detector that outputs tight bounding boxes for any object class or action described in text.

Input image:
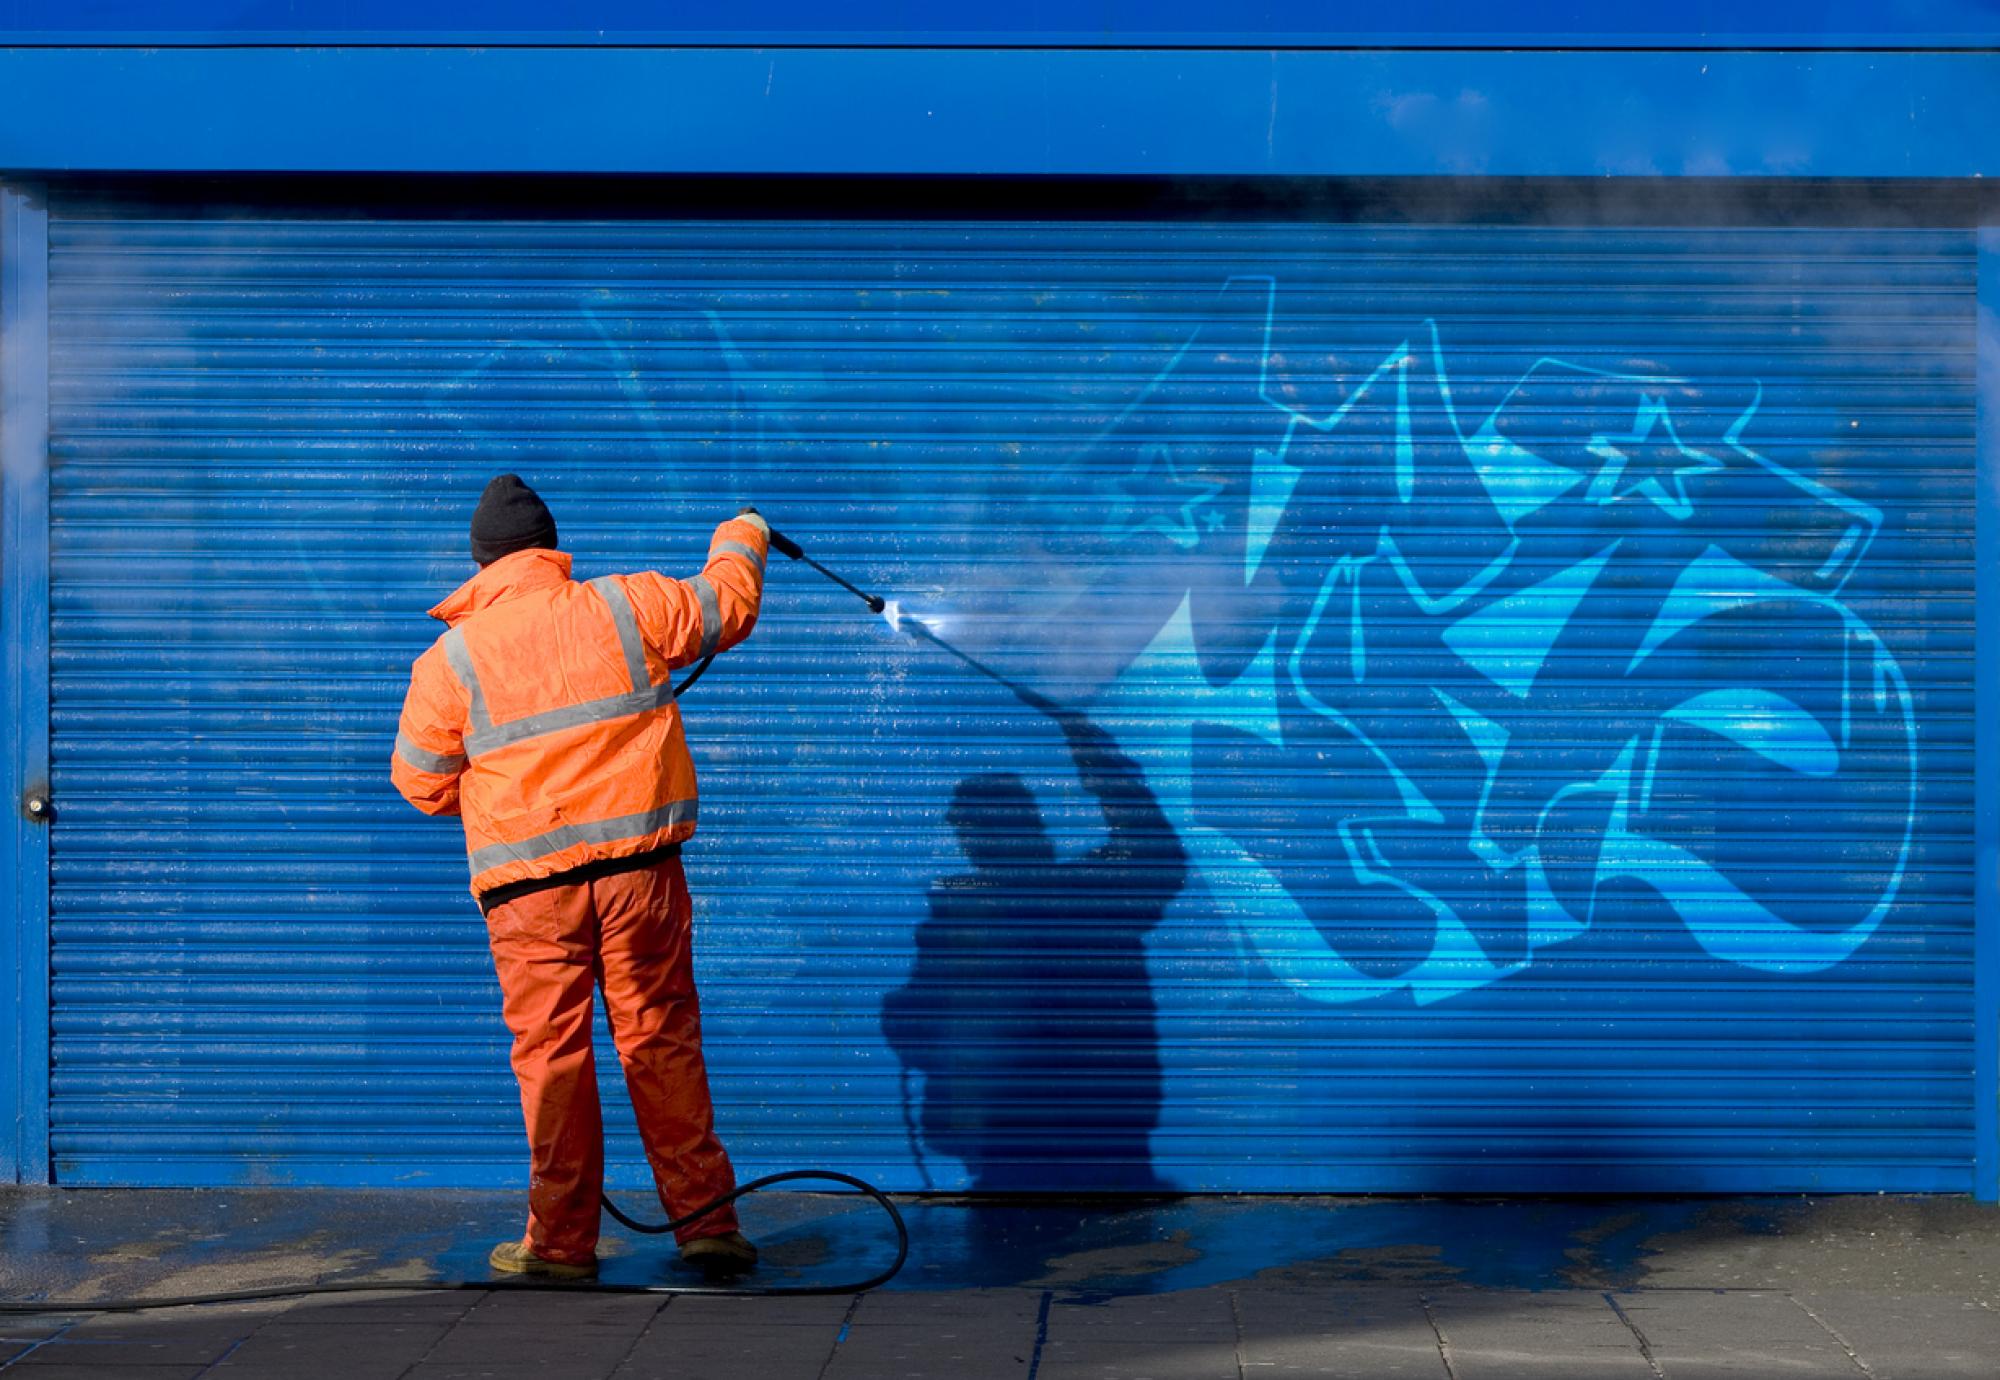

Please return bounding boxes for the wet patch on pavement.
[2,1188,1995,1307]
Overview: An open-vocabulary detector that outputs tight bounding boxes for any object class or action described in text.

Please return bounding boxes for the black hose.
[0,1170,909,1312]
[671,651,717,697]
[598,1169,908,1284]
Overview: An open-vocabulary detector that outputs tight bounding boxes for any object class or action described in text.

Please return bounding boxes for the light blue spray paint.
[1090,278,1917,1006]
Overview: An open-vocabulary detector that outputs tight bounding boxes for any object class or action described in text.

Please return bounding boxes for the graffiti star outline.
[1099,442,1226,550]
[1585,395,1726,520]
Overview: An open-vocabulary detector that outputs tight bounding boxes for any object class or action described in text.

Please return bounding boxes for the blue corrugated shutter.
[45,213,1975,1192]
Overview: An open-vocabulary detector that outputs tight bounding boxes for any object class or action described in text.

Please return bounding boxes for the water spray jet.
[762,525,1058,715]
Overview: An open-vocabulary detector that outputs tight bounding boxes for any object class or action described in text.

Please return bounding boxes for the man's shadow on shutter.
[883,711,1188,1193]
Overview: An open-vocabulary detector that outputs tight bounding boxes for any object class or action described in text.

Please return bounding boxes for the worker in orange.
[391,473,768,1280]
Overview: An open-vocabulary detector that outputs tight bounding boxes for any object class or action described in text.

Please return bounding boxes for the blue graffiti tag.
[1090,277,1916,1005]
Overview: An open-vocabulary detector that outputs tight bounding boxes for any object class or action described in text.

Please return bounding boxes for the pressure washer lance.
[767,525,885,614]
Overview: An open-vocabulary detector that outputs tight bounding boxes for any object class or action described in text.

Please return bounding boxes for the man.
[391,473,768,1280]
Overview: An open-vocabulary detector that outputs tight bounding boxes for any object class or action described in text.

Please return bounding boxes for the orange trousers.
[483,856,739,1263]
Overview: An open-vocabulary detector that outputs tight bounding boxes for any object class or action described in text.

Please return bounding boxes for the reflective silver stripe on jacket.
[464,681,676,758]
[711,539,766,573]
[587,574,652,692]
[690,574,723,661]
[439,627,491,730]
[468,798,699,875]
[395,730,465,776]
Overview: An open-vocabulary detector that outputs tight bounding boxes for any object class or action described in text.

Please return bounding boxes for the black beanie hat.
[469,473,558,566]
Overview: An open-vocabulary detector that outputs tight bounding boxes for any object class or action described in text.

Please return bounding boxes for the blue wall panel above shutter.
[43,211,1976,1192]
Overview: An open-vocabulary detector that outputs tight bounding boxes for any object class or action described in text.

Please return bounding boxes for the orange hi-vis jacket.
[391,515,769,898]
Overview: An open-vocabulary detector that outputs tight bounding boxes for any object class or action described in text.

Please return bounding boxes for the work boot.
[488,1239,597,1280]
[680,1231,759,1277]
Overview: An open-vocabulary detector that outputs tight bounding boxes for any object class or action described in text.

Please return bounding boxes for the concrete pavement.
[0,1191,1994,1378]
[2,1283,1993,1378]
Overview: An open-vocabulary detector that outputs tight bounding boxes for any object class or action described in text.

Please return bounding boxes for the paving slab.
[1426,1288,1656,1379]
[612,1320,839,1380]
[407,1368,604,1380]
[1042,1289,1237,1341]
[205,1319,454,1379]
[403,1290,663,1373]
[653,1292,854,1327]
[1794,1291,2000,1379]
[824,1323,1038,1378]
[415,1326,652,1373]
[10,1320,256,1367]
[212,1346,446,1378]
[1033,1337,1244,1380]
[1611,1289,1859,1378]
[7,1360,213,1368]
[854,1288,1046,1325]
[455,1289,666,1328]
[0,1317,91,1340]
[1233,1286,1448,1378]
